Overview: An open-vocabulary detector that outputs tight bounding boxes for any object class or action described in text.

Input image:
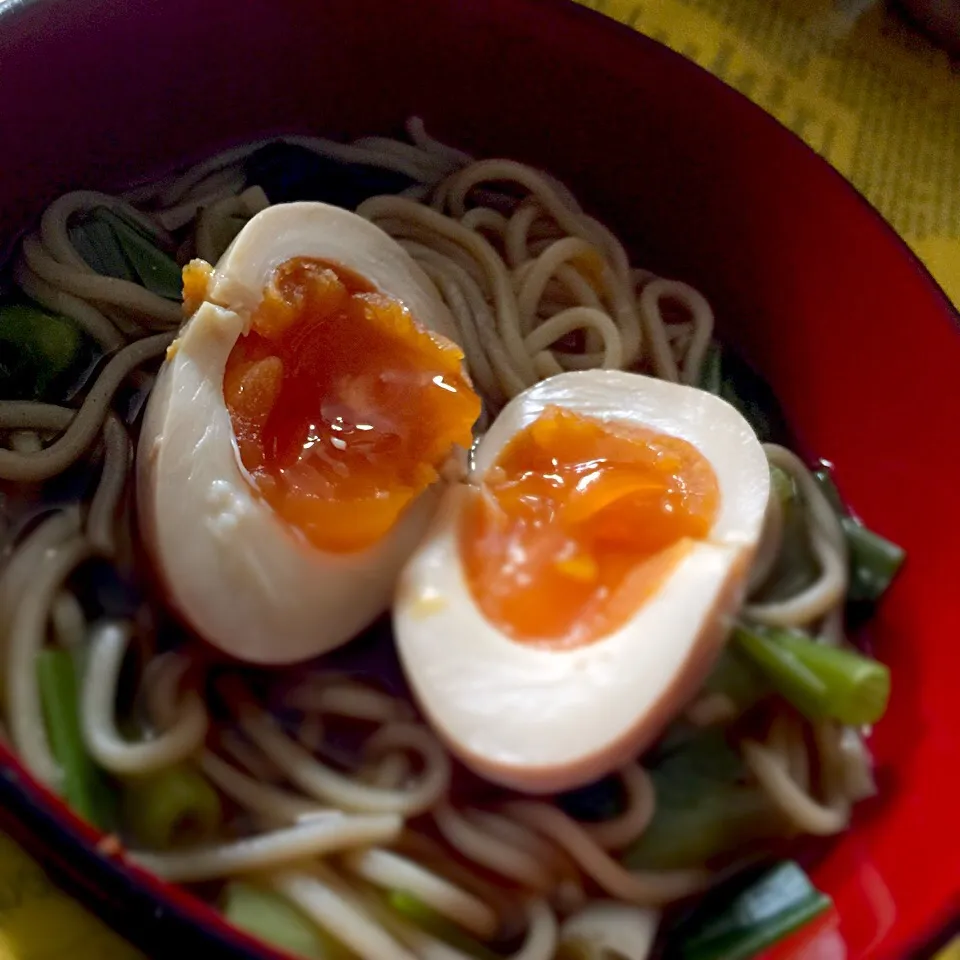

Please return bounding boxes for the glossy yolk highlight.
[461,407,719,647]
[223,257,480,552]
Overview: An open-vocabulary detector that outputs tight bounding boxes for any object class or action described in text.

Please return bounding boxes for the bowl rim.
[0,0,957,958]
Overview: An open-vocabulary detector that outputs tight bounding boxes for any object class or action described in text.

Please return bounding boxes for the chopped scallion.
[811,465,845,516]
[121,764,222,850]
[96,209,183,300]
[734,625,890,725]
[37,648,116,829]
[843,520,906,603]
[0,301,84,400]
[670,861,832,960]
[223,881,347,959]
[625,782,777,870]
[702,647,769,714]
[812,465,905,603]
[387,890,500,960]
[626,728,779,870]
[769,464,794,506]
[71,208,182,301]
[751,465,820,604]
[70,217,137,283]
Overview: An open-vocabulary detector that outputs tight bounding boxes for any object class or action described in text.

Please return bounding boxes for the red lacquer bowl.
[0,0,958,957]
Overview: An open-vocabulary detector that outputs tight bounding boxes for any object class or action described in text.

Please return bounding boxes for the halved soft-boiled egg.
[138,203,480,664]
[394,370,770,792]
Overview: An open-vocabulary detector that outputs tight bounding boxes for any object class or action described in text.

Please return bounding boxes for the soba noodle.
[0,117,879,960]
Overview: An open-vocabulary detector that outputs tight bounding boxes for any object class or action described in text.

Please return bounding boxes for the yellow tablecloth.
[584,0,960,307]
[1,0,957,957]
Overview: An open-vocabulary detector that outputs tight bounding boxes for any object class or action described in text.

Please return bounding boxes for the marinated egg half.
[394,370,770,792]
[138,203,480,663]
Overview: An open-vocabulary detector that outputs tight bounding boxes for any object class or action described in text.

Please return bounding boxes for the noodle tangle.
[0,117,875,960]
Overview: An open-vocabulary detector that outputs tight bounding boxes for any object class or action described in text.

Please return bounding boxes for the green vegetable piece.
[699,342,723,395]
[647,726,745,784]
[37,648,116,829]
[202,212,251,265]
[70,218,137,283]
[843,519,905,603]
[626,728,779,870]
[0,302,83,399]
[672,861,832,960]
[734,626,826,721]
[223,881,347,959]
[769,464,794,506]
[716,350,790,445]
[70,207,182,300]
[734,625,890,725]
[625,781,777,870]
[812,466,905,603]
[811,466,845,516]
[702,646,769,714]
[388,891,500,960]
[750,467,820,605]
[121,764,222,850]
[96,209,183,301]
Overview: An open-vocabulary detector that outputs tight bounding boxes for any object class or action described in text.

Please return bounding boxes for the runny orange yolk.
[222,257,481,553]
[461,407,720,648]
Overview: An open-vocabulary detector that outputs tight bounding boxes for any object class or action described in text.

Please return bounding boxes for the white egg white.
[138,203,466,664]
[393,370,770,793]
